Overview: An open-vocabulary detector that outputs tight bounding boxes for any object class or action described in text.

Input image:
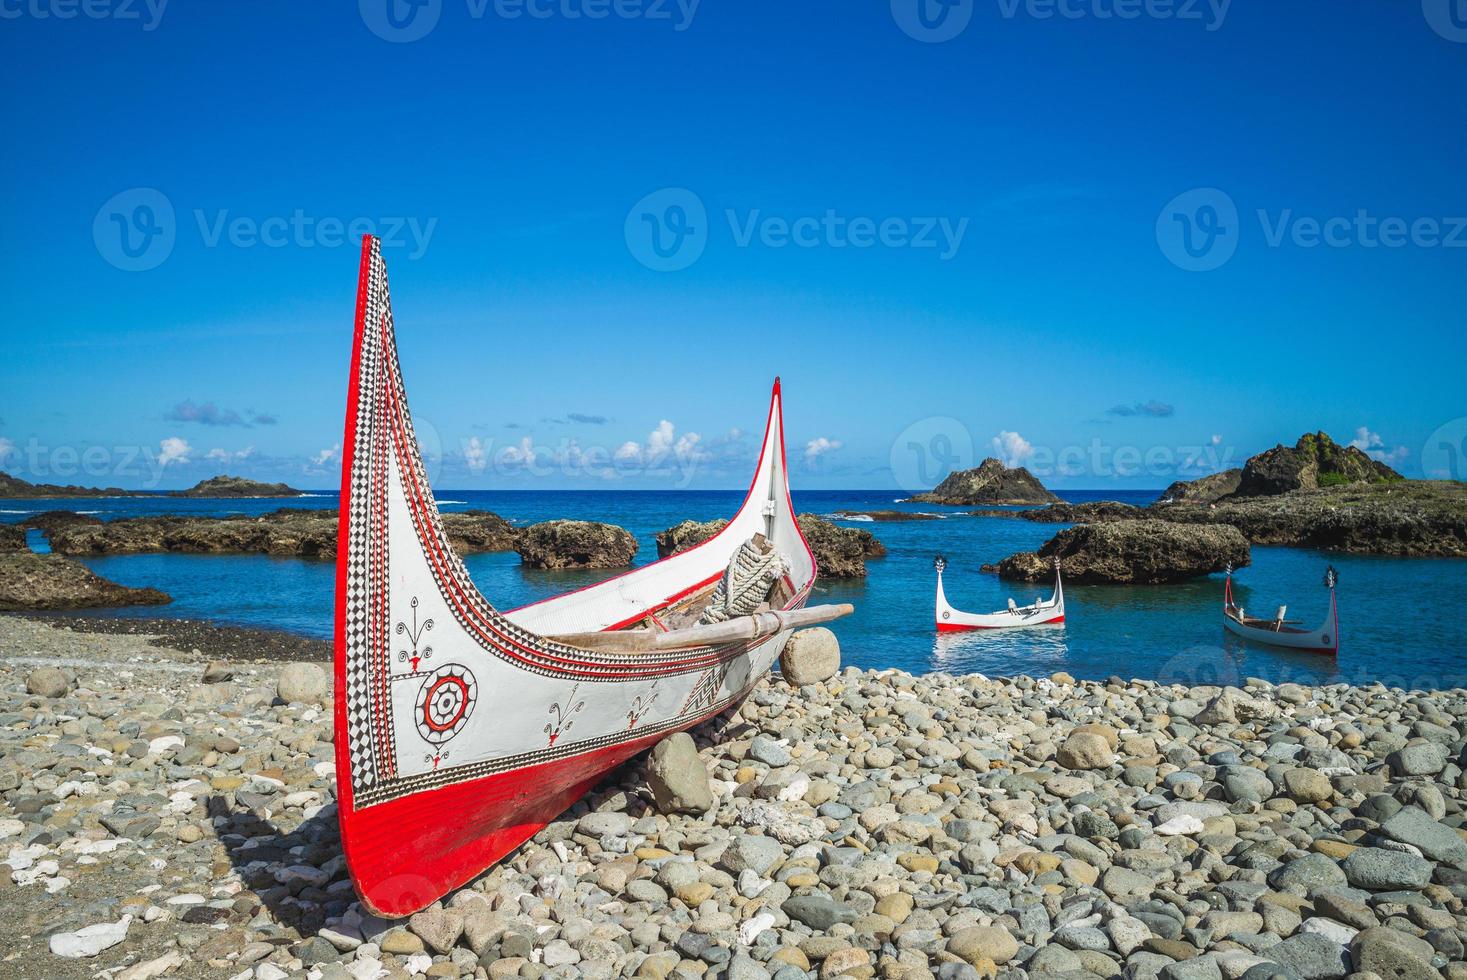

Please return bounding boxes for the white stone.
[404,952,433,974]
[347,959,388,980]
[739,911,777,945]
[117,951,186,980]
[0,818,24,839]
[166,893,207,905]
[1300,916,1358,944]
[48,914,132,957]
[148,735,184,755]
[1154,814,1206,836]
[255,965,289,980]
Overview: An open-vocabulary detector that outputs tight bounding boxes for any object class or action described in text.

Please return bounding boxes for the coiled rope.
[699,534,789,625]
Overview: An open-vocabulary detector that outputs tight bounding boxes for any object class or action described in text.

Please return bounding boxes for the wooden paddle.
[548,603,854,654]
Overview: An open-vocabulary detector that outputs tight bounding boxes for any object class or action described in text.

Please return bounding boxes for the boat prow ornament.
[333,236,851,916]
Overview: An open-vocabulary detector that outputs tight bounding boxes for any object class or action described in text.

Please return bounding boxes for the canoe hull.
[934,564,1064,631]
[1221,570,1338,655]
[333,237,818,916]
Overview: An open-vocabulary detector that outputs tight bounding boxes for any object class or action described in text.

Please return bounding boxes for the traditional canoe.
[1222,564,1339,655]
[334,236,849,916]
[933,555,1065,631]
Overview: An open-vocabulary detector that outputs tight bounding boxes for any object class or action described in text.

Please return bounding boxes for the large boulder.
[646,732,713,814]
[654,519,729,558]
[26,666,72,698]
[0,553,171,610]
[277,663,328,705]
[1234,431,1401,498]
[779,627,841,685]
[1158,469,1243,505]
[909,458,1060,505]
[516,520,637,569]
[795,514,884,578]
[990,520,1250,584]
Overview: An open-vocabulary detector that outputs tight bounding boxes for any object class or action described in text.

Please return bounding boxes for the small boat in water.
[1222,564,1339,655]
[934,555,1065,631]
[333,236,851,916]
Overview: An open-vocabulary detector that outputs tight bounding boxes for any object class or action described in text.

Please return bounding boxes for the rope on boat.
[699,534,789,625]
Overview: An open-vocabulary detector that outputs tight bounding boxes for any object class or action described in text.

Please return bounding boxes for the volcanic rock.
[170,475,302,497]
[795,514,884,578]
[908,458,1060,505]
[0,553,171,610]
[1234,432,1401,498]
[516,520,637,569]
[1159,469,1244,505]
[990,520,1250,584]
[654,519,729,558]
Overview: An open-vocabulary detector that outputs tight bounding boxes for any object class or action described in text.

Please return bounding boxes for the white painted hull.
[1222,571,1338,655]
[935,565,1064,631]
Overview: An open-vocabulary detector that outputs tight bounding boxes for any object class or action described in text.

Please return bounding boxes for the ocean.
[7,489,1465,689]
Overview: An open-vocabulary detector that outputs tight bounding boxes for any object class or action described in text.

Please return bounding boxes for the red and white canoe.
[333,236,849,916]
[933,556,1065,631]
[1222,564,1339,655]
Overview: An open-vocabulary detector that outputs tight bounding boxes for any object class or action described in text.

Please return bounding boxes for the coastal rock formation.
[46,508,517,561]
[795,513,885,578]
[909,458,1060,506]
[654,519,729,558]
[0,472,302,498]
[0,472,144,498]
[1151,479,1467,556]
[655,515,884,578]
[0,553,171,609]
[970,501,1144,523]
[18,510,103,537]
[0,523,24,552]
[516,520,638,569]
[1234,432,1401,498]
[6,613,1467,978]
[171,475,302,497]
[1158,468,1243,505]
[990,520,1250,584]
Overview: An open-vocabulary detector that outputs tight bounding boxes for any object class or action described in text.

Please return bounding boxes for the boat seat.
[1007,598,1017,612]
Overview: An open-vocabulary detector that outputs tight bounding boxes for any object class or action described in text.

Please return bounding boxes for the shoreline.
[4,612,332,663]
[4,616,1467,979]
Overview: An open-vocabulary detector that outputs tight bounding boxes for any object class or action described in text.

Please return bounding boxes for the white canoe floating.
[933,556,1065,631]
[1222,564,1339,655]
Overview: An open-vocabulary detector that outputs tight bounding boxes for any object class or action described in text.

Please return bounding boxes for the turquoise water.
[6,490,1465,688]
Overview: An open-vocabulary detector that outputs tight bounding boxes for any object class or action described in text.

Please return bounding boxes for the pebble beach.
[5,614,1467,980]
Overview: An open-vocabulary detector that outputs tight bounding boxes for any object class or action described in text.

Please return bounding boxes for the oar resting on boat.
[548,603,854,653]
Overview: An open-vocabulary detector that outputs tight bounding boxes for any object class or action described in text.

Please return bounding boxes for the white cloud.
[1349,426,1409,467]
[158,436,192,467]
[205,446,255,464]
[615,420,705,466]
[990,430,1033,468]
[310,445,339,467]
[462,436,487,474]
[0,437,14,465]
[1211,434,1222,445]
[804,437,843,464]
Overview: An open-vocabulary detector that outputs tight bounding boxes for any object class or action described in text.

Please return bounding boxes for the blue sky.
[2,0,1464,491]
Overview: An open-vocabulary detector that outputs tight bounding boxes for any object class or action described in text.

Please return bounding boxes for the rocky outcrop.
[908,458,1060,506]
[970,501,1144,523]
[655,515,884,578]
[47,508,517,561]
[1158,469,1242,505]
[1234,432,1402,498]
[989,520,1250,584]
[18,510,103,537]
[0,553,171,609]
[1151,480,1467,556]
[0,524,25,552]
[516,520,637,569]
[795,514,885,578]
[654,519,729,558]
[170,476,302,497]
